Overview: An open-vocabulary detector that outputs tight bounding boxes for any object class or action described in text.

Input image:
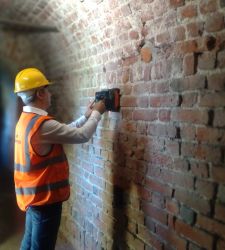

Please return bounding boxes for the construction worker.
[14,68,106,250]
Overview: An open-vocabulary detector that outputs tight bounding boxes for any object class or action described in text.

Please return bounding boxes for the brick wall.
[2,0,225,249]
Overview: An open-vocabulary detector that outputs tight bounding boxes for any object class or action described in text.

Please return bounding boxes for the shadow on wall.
[0,63,24,245]
[111,121,148,249]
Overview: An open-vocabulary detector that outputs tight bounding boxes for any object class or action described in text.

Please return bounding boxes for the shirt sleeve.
[67,115,87,128]
[38,110,101,144]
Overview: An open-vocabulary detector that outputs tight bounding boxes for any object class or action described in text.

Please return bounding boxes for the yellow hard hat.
[14,68,52,93]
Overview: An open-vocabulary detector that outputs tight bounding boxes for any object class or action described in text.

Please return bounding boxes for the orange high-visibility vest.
[14,112,70,211]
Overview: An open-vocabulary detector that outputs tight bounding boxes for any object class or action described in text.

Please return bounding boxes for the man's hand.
[93,100,106,114]
[84,100,95,119]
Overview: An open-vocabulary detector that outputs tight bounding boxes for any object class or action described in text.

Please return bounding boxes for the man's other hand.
[93,100,106,114]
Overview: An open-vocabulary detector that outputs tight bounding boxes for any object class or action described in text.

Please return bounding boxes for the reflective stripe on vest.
[15,179,69,195]
[15,154,67,173]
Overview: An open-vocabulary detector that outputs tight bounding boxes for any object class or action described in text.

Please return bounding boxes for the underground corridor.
[0,0,225,250]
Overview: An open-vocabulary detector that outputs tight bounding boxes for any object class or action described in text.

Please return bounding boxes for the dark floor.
[0,167,24,250]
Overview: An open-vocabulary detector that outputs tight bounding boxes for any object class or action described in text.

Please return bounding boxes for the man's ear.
[36,88,45,99]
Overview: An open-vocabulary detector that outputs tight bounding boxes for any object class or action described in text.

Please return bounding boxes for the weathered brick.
[142,201,168,224]
[211,166,225,183]
[166,199,179,215]
[208,73,225,91]
[214,110,225,127]
[218,184,225,203]
[195,179,215,199]
[169,0,185,8]
[190,161,209,179]
[180,205,195,225]
[217,50,225,68]
[205,13,225,32]
[198,51,216,70]
[196,127,224,144]
[170,75,206,91]
[175,219,213,249]
[172,25,186,41]
[197,215,225,240]
[133,109,158,121]
[175,188,211,214]
[215,202,225,223]
[171,109,208,125]
[145,177,173,197]
[199,92,225,108]
[183,53,196,76]
[186,22,204,38]
[140,47,152,63]
[156,224,187,249]
[150,94,180,107]
[181,92,198,107]
[199,0,217,14]
[179,4,197,19]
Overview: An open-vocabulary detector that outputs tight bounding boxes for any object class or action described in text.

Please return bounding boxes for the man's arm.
[39,110,101,144]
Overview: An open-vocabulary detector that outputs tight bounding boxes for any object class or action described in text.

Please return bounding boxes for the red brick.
[180,5,197,19]
[138,225,163,249]
[159,110,171,122]
[172,109,208,125]
[199,0,217,14]
[198,51,216,70]
[186,22,204,38]
[140,47,152,63]
[142,201,168,224]
[182,142,222,164]
[199,92,225,108]
[165,140,180,156]
[166,199,179,215]
[145,177,173,197]
[211,166,225,183]
[190,161,209,178]
[171,75,205,91]
[217,50,225,68]
[156,224,186,249]
[156,31,170,45]
[205,13,225,32]
[197,215,225,240]
[208,73,225,91]
[172,25,186,41]
[150,94,180,107]
[150,81,170,93]
[195,179,215,199]
[133,109,158,121]
[147,123,177,138]
[181,92,198,107]
[196,127,224,144]
[176,40,198,55]
[172,158,190,172]
[214,110,225,127]
[183,53,196,76]
[175,187,211,214]
[175,219,213,249]
[133,82,149,95]
[215,202,225,223]
[169,0,185,8]
[129,30,139,40]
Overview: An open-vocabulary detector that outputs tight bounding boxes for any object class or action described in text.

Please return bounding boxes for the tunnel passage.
[0,1,225,250]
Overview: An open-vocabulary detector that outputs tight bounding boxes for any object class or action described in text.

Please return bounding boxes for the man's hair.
[17,89,36,105]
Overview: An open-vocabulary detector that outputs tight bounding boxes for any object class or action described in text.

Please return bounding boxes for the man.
[14,68,106,250]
